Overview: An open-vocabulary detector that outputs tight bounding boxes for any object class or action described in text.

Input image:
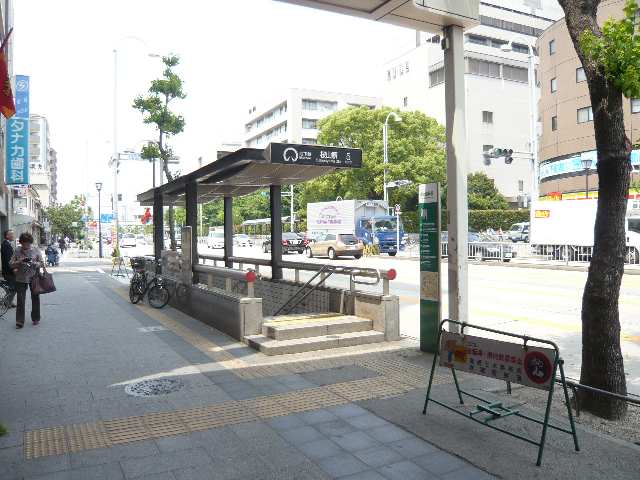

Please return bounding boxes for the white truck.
[306,199,406,255]
[530,199,640,262]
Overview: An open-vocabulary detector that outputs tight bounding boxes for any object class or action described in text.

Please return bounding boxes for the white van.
[207,231,225,249]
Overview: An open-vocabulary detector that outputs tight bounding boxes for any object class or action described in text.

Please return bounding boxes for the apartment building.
[245,88,381,148]
[383,0,563,204]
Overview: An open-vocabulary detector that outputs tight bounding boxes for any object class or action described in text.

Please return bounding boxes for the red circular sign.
[524,351,553,385]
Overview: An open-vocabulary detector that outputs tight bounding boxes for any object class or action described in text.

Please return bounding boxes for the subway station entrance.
[137,142,400,355]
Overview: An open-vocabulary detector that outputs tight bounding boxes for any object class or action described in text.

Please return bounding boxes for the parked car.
[233,234,253,247]
[305,233,363,260]
[136,234,146,245]
[120,233,137,248]
[262,232,304,254]
[470,232,513,262]
[508,222,530,243]
[207,231,225,249]
[441,231,513,262]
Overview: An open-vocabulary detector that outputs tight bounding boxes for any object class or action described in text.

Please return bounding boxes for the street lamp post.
[112,39,160,250]
[501,39,538,203]
[383,111,402,205]
[95,182,103,258]
[582,158,593,199]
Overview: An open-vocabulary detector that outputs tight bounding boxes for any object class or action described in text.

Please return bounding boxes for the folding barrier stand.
[422,319,580,466]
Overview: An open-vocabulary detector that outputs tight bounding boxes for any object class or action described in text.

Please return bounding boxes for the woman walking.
[10,233,43,329]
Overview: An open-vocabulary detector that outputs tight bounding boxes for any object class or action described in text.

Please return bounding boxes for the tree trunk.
[559,0,628,419]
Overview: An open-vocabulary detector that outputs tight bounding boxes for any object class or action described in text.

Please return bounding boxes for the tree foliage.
[298,107,446,218]
[46,196,86,238]
[579,0,640,98]
[467,173,509,210]
[133,54,186,249]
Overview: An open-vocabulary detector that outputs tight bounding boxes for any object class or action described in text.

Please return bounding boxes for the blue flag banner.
[6,75,29,185]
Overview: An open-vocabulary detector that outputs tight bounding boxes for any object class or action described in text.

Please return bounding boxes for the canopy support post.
[224,196,233,268]
[186,181,199,282]
[153,190,164,265]
[270,185,283,280]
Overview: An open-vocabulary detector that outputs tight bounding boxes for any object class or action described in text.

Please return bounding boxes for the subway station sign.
[419,183,441,353]
[267,143,362,168]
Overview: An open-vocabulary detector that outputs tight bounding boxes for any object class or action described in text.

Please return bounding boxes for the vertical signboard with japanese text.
[419,183,441,352]
[6,75,29,185]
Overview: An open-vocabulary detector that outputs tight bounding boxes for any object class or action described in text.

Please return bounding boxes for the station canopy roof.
[274,1,479,33]
[137,143,362,207]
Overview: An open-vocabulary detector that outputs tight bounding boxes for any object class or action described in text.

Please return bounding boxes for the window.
[550,77,557,93]
[403,97,408,107]
[482,111,493,124]
[429,66,445,87]
[577,106,593,123]
[302,118,317,129]
[551,115,558,131]
[467,58,501,78]
[479,16,543,37]
[512,43,529,54]
[632,99,640,113]
[549,39,556,55]
[503,65,528,82]
[576,67,586,82]
[467,34,488,46]
[518,180,524,192]
[302,99,336,111]
[387,70,391,81]
[302,138,317,145]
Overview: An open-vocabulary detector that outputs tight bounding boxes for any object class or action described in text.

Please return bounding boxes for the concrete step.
[262,314,373,341]
[244,330,385,356]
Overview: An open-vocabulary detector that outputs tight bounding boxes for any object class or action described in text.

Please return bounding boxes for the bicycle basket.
[130,257,147,271]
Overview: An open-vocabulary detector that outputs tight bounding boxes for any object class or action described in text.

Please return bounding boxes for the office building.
[245,88,381,148]
[29,114,53,208]
[382,0,563,204]
[537,0,640,199]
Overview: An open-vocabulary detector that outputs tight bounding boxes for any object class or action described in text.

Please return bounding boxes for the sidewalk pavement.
[0,263,637,479]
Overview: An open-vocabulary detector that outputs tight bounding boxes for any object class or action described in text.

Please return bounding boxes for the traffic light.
[485,148,514,165]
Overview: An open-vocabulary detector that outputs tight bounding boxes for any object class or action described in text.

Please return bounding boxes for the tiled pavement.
[0,270,495,479]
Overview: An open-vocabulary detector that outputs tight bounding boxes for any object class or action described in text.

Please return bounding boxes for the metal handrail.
[273,264,333,316]
[194,264,256,282]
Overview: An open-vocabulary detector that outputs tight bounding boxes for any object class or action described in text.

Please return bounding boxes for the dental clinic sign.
[6,75,29,185]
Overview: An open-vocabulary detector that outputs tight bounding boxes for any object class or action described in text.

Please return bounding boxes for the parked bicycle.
[128,257,170,309]
[0,278,16,317]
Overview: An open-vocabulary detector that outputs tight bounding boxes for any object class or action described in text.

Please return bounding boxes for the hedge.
[403,209,529,233]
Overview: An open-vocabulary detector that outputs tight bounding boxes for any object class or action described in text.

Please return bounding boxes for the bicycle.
[0,278,15,317]
[128,257,170,309]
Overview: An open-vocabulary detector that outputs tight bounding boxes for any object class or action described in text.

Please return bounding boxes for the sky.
[12,0,564,210]
[13,0,419,208]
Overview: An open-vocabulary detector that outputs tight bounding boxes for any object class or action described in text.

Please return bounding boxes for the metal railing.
[198,253,395,295]
[193,263,257,297]
[440,242,640,266]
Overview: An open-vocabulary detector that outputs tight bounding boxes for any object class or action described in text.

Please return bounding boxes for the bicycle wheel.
[148,284,170,309]
[129,283,143,304]
[0,285,10,317]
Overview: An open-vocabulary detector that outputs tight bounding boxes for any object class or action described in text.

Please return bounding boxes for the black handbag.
[31,267,56,295]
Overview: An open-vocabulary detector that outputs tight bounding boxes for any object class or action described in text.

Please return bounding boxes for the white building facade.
[245,88,381,148]
[382,0,563,204]
[29,114,53,208]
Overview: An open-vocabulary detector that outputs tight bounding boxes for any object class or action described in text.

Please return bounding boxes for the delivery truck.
[306,199,405,255]
[530,199,640,262]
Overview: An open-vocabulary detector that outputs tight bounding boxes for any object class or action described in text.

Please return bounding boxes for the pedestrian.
[10,232,43,329]
[58,237,65,254]
[1,229,17,308]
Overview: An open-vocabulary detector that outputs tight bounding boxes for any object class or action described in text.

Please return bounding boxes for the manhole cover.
[124,379,183,397]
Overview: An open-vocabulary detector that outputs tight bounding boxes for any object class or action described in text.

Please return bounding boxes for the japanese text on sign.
[439,332,556,390]
[6,75,29,185]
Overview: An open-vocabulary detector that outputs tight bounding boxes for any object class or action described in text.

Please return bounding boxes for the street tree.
[46,196,86,239]
[467,173,508,210]
[133,54,186,249]
[556,0,640,418]
[299,107,446,216]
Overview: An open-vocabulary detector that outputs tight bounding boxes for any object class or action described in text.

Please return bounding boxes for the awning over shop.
[137,143,362,207]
